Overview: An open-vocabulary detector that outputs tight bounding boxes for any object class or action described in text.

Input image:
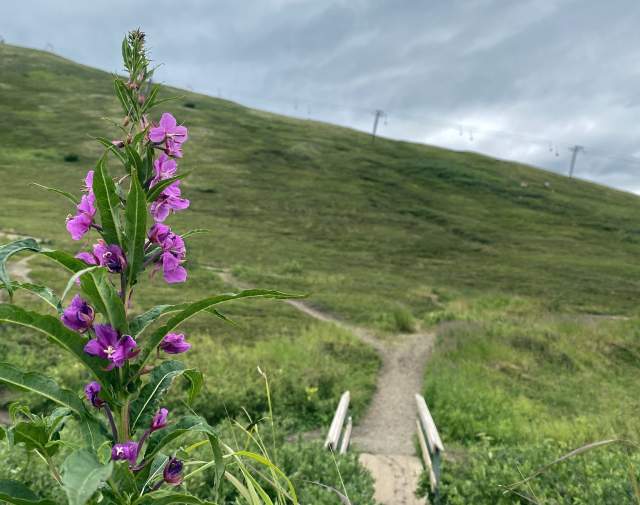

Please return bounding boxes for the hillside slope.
[2,44,640,324]
[2,44,640,503]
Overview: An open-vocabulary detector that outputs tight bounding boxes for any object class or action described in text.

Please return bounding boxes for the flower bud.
[163,457,183,485]
[84,381,104,408]
[61,295,95,333]
[151,408,168,431]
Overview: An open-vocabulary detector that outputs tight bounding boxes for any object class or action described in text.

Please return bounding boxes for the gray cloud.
[3,0,640,191]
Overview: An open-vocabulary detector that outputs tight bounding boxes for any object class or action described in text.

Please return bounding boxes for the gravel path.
[215,268,434,504]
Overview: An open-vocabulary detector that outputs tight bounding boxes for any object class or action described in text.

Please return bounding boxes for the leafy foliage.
[0,30,304,505]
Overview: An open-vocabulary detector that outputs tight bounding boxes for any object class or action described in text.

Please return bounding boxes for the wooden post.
[339,416,353,454]
[324,391,350,451]
[416,419,437,491]
[415,394,444,493]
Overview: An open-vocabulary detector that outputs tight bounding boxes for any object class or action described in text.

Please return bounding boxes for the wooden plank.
[339,416,353,454]
[416,418,437,492]
[415,393,444,453]
[324,391,350,450]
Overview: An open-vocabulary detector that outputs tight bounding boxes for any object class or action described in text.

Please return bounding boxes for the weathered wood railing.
[415,393,444,494]
[324,391,352,454]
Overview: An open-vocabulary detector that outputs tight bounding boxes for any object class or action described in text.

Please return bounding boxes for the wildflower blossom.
[159,232,187,283]
[150,181,189,222]
[93,240,127,273]
[163,457,184,485]
[84,381,104,408]
[151,154,177,186]
[159,333,191,354]
[148,223,171,245]
[61,295,95,333]
[151,408,168,431]
[84,324,138,370]
[112,441,138,465]
[149,113,188,157]
[66,170,96,241]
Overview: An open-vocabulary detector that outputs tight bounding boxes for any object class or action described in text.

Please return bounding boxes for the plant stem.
[104,404,119,441]
[121,400,130,441]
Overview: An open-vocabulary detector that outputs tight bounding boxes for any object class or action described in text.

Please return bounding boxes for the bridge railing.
[415,393,444,493]
[324,391,352,454]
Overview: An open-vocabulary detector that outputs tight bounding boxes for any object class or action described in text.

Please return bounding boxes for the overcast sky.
[4,0,640,192]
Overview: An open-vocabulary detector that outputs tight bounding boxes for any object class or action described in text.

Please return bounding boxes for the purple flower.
[66,170,96,241]
[84,324,138,370]
[148,223,171,245]
[165,138,183,158]
[75,251,98,265]
[163,457,183,485]
[159,333,191,354]
[160,233,187,284]
[151,154,177,186]
[61,295,95,333]
[149,113,188,153]
[66,193,96,240]
[150,181,190,222]
[112,441,138,465]
[84,381,104,408]
[93,240,127,273]
[151,408,168,431]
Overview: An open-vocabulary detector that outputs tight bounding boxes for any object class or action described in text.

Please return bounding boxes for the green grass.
[3,43,640,502]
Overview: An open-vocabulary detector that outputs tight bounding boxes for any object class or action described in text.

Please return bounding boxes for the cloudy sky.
[4,0,640,192]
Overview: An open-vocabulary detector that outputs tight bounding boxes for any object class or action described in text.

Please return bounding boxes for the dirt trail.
[215,268,434,504]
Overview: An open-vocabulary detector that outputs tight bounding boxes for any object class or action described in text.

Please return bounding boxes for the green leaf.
[60,266,100,303]
[146,173,189,203]
[11,421,50,454]
[208,432,225,498]
[114,79,137,118]
[144,416,216,461]
[181,229,210,239]
[129,304,181,338]
[0,281,62,313]
[96,136,127,166]
[125,172,147,288]
[31,182,78,206]
[0,362,84,414]
[0,304,112,386]
[130,361,199,432]
[140,84,160,115]
[0,238,40,297]
[136,289,304,370]
[90,269,128,333]
[136,491,215,505]
[93,157,123,246]
[183,368,203,405]
[61,449,113,505]
[40,250,108,317]
[140,452,169,494]
[0,480,56,505]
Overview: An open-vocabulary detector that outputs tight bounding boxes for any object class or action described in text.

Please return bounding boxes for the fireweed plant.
[0,31,301,505]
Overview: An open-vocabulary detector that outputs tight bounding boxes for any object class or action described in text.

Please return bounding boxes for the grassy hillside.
[2,43,640,502]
